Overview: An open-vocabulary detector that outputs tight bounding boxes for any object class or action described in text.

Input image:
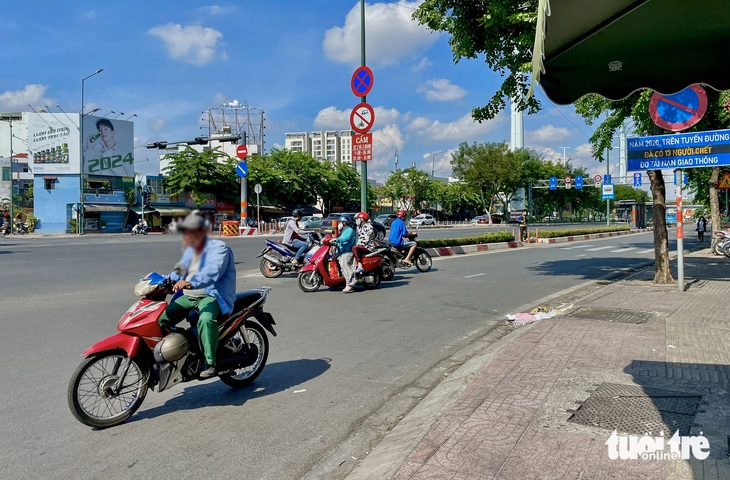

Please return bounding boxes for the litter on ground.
[506,304,573,328]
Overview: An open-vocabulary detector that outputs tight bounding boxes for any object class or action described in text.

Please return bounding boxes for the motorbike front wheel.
[298,270,322,292]
[67,352,149,428]
[219,323,269,388]
[414,250,433,272]
[260,255,284,278]
[362,271,381,290]
[131,230,136,236]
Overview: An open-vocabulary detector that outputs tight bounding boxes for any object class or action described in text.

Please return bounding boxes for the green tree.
[413,1,540,121]
[380,167,435,215]
[162,146,234,207]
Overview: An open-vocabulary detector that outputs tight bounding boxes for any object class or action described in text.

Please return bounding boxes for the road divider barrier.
[538,227,650,244]
[222,221,239,237]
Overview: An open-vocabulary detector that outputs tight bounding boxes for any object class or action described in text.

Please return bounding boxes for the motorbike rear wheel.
[68,352,148,428]
[362,270,381,290]
[260,255,284,278]
[298,270,322,292]
[219,323,269,388]
[381,257,395,281]
[414,250,433,272]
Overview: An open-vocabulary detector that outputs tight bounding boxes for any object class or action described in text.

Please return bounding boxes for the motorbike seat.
[276,242,300,253]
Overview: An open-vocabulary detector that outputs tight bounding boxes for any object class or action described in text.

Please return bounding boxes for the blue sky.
[0,0,608,181]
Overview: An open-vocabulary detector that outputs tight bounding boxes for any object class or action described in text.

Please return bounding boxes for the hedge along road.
[0,230,680,480]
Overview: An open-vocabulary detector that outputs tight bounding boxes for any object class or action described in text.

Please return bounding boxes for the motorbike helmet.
[292,208,304,219]
[355,212,369,221]
[153,333,189,363]
[396,211,407,219]
[339,215,353,226]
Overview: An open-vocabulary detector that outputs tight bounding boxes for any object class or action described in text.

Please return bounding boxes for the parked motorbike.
[131,223,148,235]
[712,230,730,258]
[67,271,277,428]
[297,235,388,292]
[14,221,29,235]
[377,232,432,280]
[258,232,321,278]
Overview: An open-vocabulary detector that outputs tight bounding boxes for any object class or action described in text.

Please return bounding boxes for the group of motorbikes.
[711,229,730,257]
[257,229,432,293]
[1,220,29,235]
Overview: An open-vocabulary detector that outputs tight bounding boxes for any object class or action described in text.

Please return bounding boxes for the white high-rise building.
[283,130,354,164]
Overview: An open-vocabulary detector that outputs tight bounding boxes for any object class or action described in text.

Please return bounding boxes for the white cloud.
[198,5,232,15]
[411,57,432,72]
[0,84,54,111]
[148,23,224,66]
[526,124,571,143]
[407,112,505,142]
[313,105,401,131]
[323,1,439,67]
[82,10,96,19]
[148,117,167,132]
[417,78,467,102]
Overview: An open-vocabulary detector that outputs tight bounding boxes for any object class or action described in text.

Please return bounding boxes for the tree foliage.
[162,147,234,207]
[413,0,540,121]
[379,167,435,214]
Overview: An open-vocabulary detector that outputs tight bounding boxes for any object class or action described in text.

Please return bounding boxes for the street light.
[113,112,125,119]
[78,68,104,235]
[431,150,446,179]
[125,114,137,121]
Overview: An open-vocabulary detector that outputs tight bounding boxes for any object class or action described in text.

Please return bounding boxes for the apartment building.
[283,130,354,164]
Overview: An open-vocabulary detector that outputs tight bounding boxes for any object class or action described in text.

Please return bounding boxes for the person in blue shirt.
[159,212,237,378]
[331,215,357,293]
[388,210,416,266]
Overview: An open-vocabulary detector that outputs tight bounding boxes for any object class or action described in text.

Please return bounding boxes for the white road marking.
[463,273,486,279]
[610,247,637,253]
[575,254,587,258]
[560,245,589,250]
[637,248,655,254]
[585,246,614,252]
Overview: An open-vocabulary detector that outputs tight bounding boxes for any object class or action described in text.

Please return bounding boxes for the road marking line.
[575,254,587,257]
[585,246,614,252]
[560,245,590,250]
[610,247,637,253]
[637,248,655,254]
[463,273,486,278]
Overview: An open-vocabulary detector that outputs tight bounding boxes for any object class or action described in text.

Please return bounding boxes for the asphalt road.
[0,230,692,479]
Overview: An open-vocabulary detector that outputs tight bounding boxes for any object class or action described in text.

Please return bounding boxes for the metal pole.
[79,79,85,235]
[240,132,248,233]
[8,119,14,234]
[359,0,368,213]
[528,182,533,219]
[606,148,611,227]
[256,191,261,234]
[675,169,685,292]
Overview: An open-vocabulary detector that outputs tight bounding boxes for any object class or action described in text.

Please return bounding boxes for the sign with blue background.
[575,175,583,190]
[549,176,557,190]
[633,173,642,187]
[236,162,248,178]
[627,129,730,171]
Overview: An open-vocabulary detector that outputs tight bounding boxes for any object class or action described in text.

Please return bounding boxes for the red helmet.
[396,211,407,219]
[355,212,369,221]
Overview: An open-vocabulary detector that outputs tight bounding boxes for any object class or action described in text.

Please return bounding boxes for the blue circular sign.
[236,162,248,178]
[351,66,374,98]
[649,85,707,132]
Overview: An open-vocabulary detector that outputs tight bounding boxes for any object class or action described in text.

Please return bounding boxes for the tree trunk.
[647,170,674,284]
[709,167,721,233]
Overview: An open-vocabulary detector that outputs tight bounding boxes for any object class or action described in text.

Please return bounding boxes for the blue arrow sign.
[236,162,248,178]
[549,176,557,190]
[603,174,612,185]
[633,173,642,187]
[575,175,583,190]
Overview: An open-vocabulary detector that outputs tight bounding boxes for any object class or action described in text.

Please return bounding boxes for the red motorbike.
[67,272,277,428]
[297,235,389,292]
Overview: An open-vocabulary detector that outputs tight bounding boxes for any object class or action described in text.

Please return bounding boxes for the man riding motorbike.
[352,212,375,274]
[388,211,416,266]
[132,218,148,234]
[158,212,237,378]
[331,215,357,293]
[283,209,311,266]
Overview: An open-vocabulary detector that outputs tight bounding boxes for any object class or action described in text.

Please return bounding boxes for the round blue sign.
[649,85,707,132]
[236,162,248,178]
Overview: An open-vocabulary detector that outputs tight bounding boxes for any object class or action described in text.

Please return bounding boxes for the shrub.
[536,226,631,238]
[420,231,515,248]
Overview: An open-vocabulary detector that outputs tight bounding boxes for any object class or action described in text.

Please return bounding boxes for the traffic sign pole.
[359,0,367,214]
[606,148,611,227]
[238,133,248,229]
[675,169,685,293]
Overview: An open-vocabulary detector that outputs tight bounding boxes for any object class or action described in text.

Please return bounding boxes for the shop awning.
[153,206,191,217]
[530,0,730,104]
[84,204,128,213]
[130,206,157,215]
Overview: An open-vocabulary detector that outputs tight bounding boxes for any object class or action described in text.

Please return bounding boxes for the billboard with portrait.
[28,113,81,174]
[82,115,134,177]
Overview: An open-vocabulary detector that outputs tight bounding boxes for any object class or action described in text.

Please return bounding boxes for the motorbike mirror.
[173,262,185,277]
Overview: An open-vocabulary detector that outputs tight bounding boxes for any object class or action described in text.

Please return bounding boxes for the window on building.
[147,178,166,195]
[44,177,56,190]
[1,167,9,181]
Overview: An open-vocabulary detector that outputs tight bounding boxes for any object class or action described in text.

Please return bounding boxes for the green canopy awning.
[531,0,730,104]
[153,206,191,217]
[130,206,157,215]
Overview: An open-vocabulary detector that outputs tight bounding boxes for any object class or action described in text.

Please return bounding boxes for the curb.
[537,228,650,244]
[425,241,523,258]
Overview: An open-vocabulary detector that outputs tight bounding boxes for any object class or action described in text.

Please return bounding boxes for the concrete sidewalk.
[349,249,730,479]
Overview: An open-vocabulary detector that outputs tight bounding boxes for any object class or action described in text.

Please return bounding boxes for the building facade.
[283,130,354,164]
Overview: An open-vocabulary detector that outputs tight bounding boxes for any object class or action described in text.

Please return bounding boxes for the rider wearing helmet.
[352,212,375,274]
[283,208,311,265]
[331,215,357,293]
[388,210,416,266]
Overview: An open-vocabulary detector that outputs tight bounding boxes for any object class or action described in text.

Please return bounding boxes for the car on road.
[469,214,502,224]
[409,214,436,226]
[299,216,322,229]
[375,213,397,227]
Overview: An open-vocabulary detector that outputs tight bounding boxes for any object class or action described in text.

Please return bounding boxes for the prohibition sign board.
[350,102,375,134]
[236,144,248,159]
[351,66,374,98]
[649,85,707,132]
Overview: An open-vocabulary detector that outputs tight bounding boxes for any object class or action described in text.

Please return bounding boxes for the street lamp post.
[431,150,446,179]
[78,68,104,235]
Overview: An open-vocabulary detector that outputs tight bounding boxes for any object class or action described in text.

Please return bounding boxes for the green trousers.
[159,295,221,365]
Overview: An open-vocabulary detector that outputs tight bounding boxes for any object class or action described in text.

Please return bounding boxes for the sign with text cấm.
[627,129,730,171]
[352,133,373,162]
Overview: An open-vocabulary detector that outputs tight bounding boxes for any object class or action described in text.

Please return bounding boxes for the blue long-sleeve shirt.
[388,218,408,247]
[332,226,356,256]
[170,238,237,314]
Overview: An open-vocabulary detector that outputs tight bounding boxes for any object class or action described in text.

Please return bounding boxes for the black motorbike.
[377,232,432,280]
[14,221,29,235]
